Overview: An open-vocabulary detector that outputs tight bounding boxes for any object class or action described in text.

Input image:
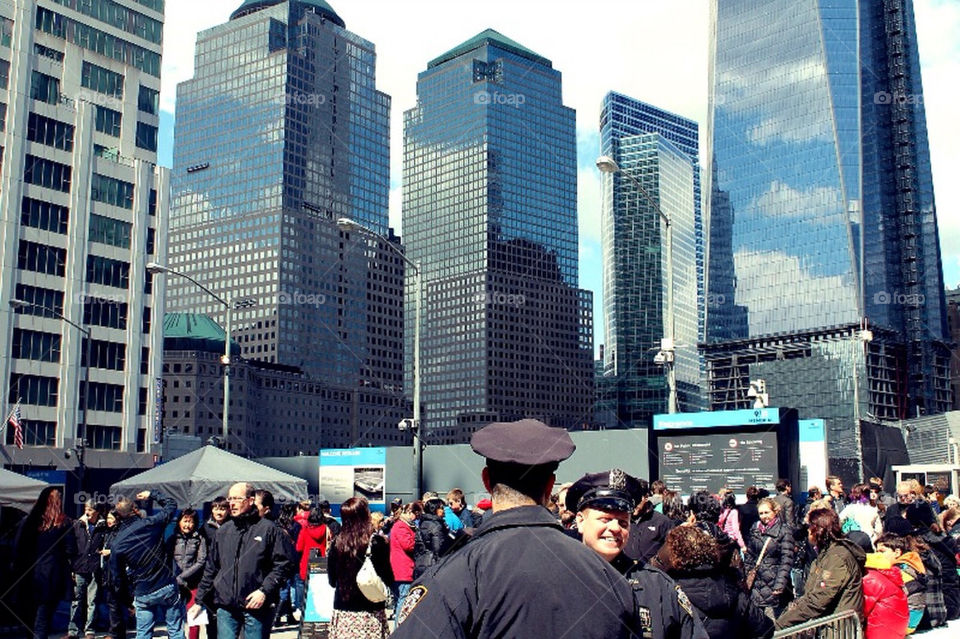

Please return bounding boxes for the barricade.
[773,609,863,639]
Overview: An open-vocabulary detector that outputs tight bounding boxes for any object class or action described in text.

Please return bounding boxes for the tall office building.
[0,0,168,470]
[404,29,594,443]
[168,1,407,451]
[599,92,702,427]
[705,0,951,472]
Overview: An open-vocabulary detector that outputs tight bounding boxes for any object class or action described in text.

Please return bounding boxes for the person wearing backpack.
[412,498,450,580]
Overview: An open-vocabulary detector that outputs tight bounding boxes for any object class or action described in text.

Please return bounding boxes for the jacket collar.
[234,508,261,530]
[472,505,561,540]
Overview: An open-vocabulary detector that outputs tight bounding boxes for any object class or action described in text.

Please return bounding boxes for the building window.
[91,173,133,208]
[135,121,157,152]
[14,285,64,318]
[30,71,60,104]
[50,0,163,45]
[4,420,56,447]
[0,17,12,48]
[138,85,159,114]
[142,306,151,334]
[0,103,6,132]
[83,297,128,329]
[18,240,66,276]
[82,339,126,371]
[81,61,124,99]
[149,189,157,216]
[80,381,124,412]
[12,328,61,363]
[21,197,69,234]
[146,227,156,254]
[0,60,9,90]
[9,374,59,406]
[87,424,121,450]
[89,213,131,248]
[94,106,122,137]
[26,112,75,152]
[24,155,71,192]
[86,255,130,289]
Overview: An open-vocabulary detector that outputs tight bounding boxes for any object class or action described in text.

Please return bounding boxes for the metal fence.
[773,609,863,639]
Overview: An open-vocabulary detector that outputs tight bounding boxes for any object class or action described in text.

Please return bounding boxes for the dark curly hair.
[807,508,842,548]
[663,525,719,571]
[688,491,721,524]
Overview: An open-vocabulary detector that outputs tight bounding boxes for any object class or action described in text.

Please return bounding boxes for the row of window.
[87,254,129,289]
[24,155,72,192]
[91,173,134,208]
[136,121,157,152]
[36,8,161,77]
[51,0,163,45]
[14,284,65,318]
[4,420,56,447]
[80,381,124,412]
[95,105,122,137]
[82,339,126,371]
[89,213,131,248]
[0,59,9,89]
[21,197,69,234]
[9,374,58,406]
[31,71,60,104]
[84,298,128,330]
[82,60,124,99]
[139,85,159,114]
[12,328,61,363]
[27,112,75,152]
[18,240,66,276]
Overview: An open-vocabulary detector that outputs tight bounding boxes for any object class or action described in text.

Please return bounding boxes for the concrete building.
[0,0,168,472]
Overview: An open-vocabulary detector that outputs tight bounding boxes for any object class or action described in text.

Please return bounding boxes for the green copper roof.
[428,28,551,69]
[230,0,345,28]
[163,313,241,356]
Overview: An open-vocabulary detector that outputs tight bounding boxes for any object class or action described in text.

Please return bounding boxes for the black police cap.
[566,469,643,513]
[470,419,576,466]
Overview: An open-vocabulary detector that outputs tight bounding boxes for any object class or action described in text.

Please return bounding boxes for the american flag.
[8,402,23,450]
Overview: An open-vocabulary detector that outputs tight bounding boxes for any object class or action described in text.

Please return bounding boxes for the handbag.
[356,538,390,603]
[745,536,772,591]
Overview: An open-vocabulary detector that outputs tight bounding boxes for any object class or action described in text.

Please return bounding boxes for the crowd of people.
[5,420,960,639]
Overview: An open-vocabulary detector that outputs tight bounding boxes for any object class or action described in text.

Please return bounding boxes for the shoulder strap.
[756,536,773,565]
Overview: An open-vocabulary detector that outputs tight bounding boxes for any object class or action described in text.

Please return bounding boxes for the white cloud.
[753,180,844,223]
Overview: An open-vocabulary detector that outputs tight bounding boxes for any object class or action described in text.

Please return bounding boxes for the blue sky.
[157,0,960,353]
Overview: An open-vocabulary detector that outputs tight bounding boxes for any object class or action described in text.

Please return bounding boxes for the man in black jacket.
[191,482,294,639]
[110,490,185,639]
[68,502,107,639]
[623,479,676,562]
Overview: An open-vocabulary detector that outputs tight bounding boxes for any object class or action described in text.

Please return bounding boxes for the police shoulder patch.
[675,584,694,617]
[398,584,428,624]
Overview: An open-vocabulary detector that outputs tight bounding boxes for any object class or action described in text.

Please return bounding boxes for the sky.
[157,0,960,352]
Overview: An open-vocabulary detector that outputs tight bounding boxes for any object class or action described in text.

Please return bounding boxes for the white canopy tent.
[110,446,309,507]
[0,467,50,511]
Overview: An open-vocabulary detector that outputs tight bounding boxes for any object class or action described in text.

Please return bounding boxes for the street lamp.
[596,155,678,414]
[146,262,245,449]
[336,217,424,496]
[10,298,92,507]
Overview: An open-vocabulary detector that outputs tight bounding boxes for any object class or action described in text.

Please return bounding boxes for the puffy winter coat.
[413,512,450,579]
[295,522,328,580]
[660,561,774,638]
[775,537,866,630]
[745,517,795,607]
[921,530,960,620]
[895,551,926,633]
[863,553,909,639]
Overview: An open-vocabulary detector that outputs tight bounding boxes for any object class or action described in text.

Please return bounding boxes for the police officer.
[392,419,644,639]
[567,470,708,639]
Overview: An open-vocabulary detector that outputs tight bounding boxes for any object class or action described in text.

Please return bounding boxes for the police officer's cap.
[566,469,643,513]
[470,419,575,467]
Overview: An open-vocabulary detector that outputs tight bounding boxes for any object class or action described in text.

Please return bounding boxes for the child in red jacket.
[863,551,910,639]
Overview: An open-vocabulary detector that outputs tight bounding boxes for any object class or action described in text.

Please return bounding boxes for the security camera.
[64,449,72,460]
[398,419,412,431]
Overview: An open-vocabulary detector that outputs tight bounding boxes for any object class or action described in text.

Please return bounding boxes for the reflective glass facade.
[170,1,396,389]
[599,93,702,426]
[706,0,951,466]
[404,30,593,443]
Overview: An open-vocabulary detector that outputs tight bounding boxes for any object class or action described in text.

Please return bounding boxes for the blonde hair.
[758,497,781,514]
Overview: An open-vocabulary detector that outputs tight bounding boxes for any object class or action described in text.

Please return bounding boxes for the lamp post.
[596,155,677,414]
[146,262,239,448]
[337,217,423,497]
[10,298,91,506]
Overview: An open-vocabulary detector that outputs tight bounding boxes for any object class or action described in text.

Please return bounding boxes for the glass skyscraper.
[0,0,167,464]
[599,93,702,427]
[404,29,594,443]
[706,0,951,469]
[169,0,406,451]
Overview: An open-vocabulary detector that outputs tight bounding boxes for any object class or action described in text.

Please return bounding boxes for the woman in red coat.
[389,502,420,620]
[296,505,329,580]
[863,550,909,639]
